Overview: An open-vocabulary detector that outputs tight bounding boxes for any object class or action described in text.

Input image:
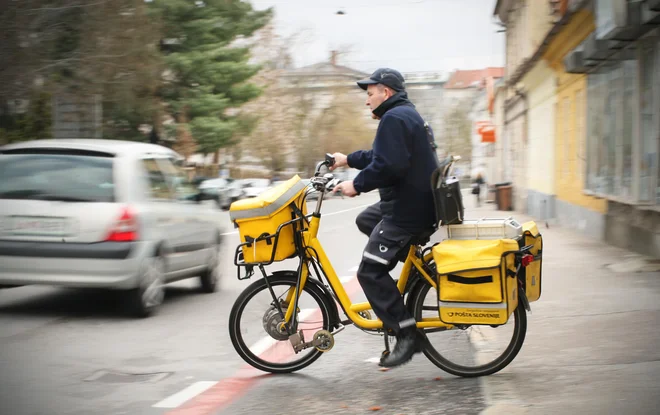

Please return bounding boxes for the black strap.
[447,274,494,285]
[245,233,274,246]
[289,201,308,226]
[424,121,442,170]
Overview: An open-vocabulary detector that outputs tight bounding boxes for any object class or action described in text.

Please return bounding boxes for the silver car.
[0,139,224,317]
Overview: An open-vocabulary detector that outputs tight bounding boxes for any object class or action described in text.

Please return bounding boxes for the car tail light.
[106,206,139,242]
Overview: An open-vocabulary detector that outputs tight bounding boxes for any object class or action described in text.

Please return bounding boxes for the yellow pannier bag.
[433,239,520,325]
[229,175,308,263]
[521,221,543,302]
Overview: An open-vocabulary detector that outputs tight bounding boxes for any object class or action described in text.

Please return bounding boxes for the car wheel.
[127,254,166,318]
[200,237,220,293]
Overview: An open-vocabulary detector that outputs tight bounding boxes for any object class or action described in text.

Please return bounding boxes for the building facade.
[496,0,660,256]
[544,6,607,238]
[495,0,562,213]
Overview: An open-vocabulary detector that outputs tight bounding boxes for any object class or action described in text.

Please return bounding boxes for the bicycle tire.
[229,273,333,374]
[410,278,527,378]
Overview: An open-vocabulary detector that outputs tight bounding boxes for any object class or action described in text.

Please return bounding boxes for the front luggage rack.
[234,216,306,280]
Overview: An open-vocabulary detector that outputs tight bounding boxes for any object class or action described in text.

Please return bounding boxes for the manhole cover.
[84,370,171,383]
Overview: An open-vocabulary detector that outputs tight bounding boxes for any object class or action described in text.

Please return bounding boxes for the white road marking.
[152,381,218,408]
[220,203,373,236]
[153,308,317,409]
[364,357,381,364]
[321,203,373,218]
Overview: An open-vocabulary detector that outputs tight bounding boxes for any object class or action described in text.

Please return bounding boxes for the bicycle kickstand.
[382,330,392,360]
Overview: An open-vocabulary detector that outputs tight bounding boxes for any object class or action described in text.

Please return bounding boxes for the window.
[586,56,637,199]
[640,38,659,202]
[586,68,607,193]
[656,37,660,204]
[142,158,172,200]
[0,152,115,203]
[157,158,198,201]
[621,60,635,199]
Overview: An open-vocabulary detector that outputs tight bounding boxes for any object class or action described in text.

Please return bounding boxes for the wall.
[505,94,527,212]
[493,86,507,185]
[523,60,556,219]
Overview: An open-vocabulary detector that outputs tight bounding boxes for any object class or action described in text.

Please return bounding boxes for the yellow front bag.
[521,221,543,302]
[433,239,520,325]
[229,176,308,263]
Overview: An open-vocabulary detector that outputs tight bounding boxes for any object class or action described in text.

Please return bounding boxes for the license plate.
[7,216,73,237]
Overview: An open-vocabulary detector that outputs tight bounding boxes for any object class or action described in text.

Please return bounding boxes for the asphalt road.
[2,189,660,415]
[0,192,485,415]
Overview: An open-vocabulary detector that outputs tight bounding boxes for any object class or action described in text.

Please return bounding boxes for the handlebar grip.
[325,153,336,167]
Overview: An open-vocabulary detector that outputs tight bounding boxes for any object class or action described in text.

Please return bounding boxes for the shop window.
[586,57,637,200]
[621,60,635,199]
[640,38,658,202]
[586,66,609,194]
[656,37,660,204]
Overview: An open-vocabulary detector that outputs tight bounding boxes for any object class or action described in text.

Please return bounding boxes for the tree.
[149,0,272,159]
[0,0,162,143]
[303,87,374,176]
[441,102,473,165]
[230,26,309,177]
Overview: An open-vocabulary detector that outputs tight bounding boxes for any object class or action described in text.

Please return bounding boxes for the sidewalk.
[461,192,660,414]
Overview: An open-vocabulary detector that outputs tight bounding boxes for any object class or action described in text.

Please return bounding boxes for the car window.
[156,158,198,201]
[0,152,115,202]
[141,158,173,200]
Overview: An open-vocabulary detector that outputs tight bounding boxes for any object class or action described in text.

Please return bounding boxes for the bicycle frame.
[281,211,454,331]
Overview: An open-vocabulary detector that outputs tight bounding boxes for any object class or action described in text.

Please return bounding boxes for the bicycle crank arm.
[290,329,335,353]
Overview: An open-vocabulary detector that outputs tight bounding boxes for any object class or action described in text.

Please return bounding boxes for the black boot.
[379,328,418,368]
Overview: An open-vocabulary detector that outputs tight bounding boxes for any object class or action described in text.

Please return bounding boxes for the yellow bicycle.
[228,155,537,377]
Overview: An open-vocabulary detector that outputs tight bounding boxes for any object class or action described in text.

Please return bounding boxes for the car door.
[156,157,211,271]
[140,157,188,273]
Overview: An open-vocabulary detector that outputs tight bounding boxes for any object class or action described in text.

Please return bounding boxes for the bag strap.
[424,121,443,171]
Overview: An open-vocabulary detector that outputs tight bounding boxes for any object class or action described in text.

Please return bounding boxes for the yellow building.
[494,0,563,214]
[543,8,607,239]
[497,0,660,256]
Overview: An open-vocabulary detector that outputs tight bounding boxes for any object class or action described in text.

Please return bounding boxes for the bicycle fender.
[404,271,427,314]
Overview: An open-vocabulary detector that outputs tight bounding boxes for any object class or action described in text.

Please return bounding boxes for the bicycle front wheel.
[229,272,333,374]
[411,281,527,377]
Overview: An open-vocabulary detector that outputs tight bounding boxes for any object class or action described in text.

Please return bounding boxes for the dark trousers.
[355,202,417,334]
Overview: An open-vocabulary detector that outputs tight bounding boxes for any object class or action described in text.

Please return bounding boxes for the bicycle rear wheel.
[411,281,527,378]
[229,272,333,374]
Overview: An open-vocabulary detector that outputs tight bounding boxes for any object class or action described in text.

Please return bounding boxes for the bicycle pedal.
[331,324,345,335]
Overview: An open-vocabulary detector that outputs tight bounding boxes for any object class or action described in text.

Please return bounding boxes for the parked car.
[198,177,239,210]
[0,139,225,317]
[237,178,271,199]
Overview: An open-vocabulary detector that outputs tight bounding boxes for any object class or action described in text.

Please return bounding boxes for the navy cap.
[357,68,406,92]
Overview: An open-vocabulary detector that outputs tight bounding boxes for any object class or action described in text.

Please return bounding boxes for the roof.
[0,139,180,158]
[444,68,505,90]
[282,62,369,79]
